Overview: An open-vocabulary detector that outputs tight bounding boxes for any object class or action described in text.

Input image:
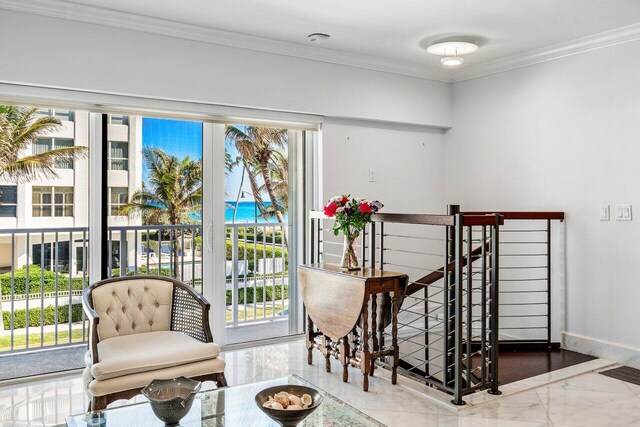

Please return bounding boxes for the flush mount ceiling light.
[308,33,330,43]
[427,41,478,67]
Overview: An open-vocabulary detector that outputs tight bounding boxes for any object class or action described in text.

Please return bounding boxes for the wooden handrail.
[461,211,564,221]
[405,240,489,296]
[309,211,503,227]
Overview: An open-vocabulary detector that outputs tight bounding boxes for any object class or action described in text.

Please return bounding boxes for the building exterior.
[0,109,143,274]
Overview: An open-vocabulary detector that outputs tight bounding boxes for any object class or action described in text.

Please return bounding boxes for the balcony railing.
[0,222,289,354]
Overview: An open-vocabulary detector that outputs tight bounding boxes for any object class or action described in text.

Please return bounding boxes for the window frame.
[109,187,129,216]
[0,185,18,217]
[108,141,129,170]
[32,186,74,217]
[33,137,76,170]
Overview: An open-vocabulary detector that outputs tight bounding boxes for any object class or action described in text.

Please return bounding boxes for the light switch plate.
[600,205,610,221]
[615,204,632,221]
[369,169,376,182]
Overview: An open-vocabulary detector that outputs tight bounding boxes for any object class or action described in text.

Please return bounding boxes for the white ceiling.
[9,0,640,79]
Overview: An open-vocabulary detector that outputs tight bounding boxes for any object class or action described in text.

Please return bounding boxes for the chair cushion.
[91,330,220,381]
[92,278,174,341]
[87,358,226,397]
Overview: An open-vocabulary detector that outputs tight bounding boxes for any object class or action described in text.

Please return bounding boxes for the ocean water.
[226,201,286,223]
[190,201,286,223]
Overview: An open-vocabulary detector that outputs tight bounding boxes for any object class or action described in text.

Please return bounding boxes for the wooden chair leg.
[214,372,228,388]
[90,395,108,412]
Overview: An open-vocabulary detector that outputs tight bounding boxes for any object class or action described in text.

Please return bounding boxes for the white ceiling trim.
[0,0,452,82]
[2,0,640,84]
[453,22,640,82]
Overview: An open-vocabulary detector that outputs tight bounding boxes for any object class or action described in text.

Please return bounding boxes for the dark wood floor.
[496,348,595,385]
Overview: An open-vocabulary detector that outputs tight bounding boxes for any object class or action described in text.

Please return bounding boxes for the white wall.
[322,122,446,213]
[445,40,640,365]
[0,10,451,128]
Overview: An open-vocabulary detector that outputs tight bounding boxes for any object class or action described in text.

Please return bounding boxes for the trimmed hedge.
[2,303,83,329]
[225,241,288,271]
[0,265,85,297]
[226,285,288,305]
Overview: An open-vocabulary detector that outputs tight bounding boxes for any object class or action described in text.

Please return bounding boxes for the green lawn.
[0,306,287,352]
[0,328,86,352]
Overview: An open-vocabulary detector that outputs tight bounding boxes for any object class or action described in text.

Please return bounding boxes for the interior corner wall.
[445,40,640,366]
[0,10,452,128]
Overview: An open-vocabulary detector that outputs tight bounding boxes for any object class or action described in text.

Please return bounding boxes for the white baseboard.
[563,331,640,369]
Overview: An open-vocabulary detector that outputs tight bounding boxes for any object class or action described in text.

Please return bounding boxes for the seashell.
[271,401,284,410]
[301,394,312,406]
[302,404,309,409]
[288,395,302,407]
[274,395,289,408]
[287,405,302,410]
[262,401,273,408]
[267,395,274,401]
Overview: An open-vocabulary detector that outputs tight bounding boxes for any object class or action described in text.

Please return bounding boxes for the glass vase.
[340,232,360,270]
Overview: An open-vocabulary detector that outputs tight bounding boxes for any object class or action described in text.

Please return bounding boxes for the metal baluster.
[252,224,258,321]
[547,219,552,349]
[480,226,487,384]
[146,228,150,274]
[181,230,185,282]
[263,225,267,319]
[40,232,45,347]
[243,226,248,322]
[272,225,276,319]
[452,212,465,405]
[68,231,73,344]
[488,217,501,395]
[134,230,138,275]
[10,233,15,351]
[26,233,30,349]
[466,226,473,392]
[54,232,59,346]
[281,224,286,319]
[231,226,238,326]
[82,230,87,343]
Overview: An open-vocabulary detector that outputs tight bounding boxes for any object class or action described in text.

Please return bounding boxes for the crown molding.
[452,22,640,82]
[0,0,451,83]
[3,0,640,85]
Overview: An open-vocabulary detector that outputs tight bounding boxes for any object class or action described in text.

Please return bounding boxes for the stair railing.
[307,206,503,405]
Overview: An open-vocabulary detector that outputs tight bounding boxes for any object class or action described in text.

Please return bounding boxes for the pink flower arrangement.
[323,195,383,237]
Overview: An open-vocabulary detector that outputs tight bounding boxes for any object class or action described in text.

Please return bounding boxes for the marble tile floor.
[0,339,639,426]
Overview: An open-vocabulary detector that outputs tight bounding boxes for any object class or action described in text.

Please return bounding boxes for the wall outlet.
[600,205,610,221]
[615,204,632,221]
[369,168,376,182]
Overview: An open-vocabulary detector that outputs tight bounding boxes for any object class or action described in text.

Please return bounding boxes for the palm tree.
[119,147,202,278]
[225,126,288,225]
[0,105,87,182]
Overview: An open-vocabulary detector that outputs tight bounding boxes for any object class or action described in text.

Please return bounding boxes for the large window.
[109,187,128,216]
[37,108,74,122]
[0,185,18,217]
[32,186,74,217]
[33,138,75,169]
[109,141,129,170]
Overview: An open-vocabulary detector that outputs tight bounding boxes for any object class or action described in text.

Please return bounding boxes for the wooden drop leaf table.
[299,263,408,391]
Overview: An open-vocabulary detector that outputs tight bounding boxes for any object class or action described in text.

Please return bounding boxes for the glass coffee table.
[65,374,384,426]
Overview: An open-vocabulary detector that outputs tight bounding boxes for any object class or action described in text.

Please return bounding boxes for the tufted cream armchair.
[82,276,227,411]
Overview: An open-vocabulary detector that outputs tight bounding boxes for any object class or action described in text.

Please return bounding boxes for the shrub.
[225,241,288,271]
[225,285,289,305]
[0,265,85,297]
[2,303,83,329]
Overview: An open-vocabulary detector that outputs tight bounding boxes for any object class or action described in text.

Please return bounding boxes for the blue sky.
[142,117,252,201]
